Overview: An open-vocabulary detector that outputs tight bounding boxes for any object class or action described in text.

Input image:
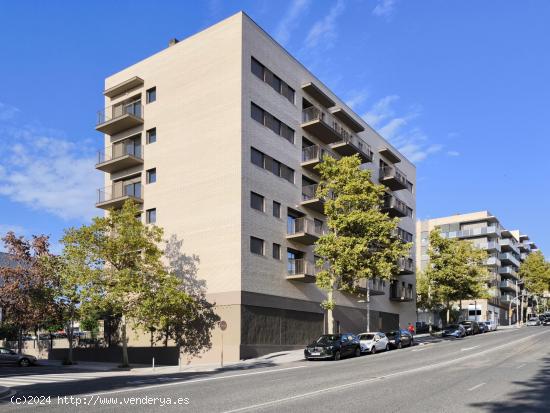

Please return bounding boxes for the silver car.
[526,317,541,326]
[0,347,37,367]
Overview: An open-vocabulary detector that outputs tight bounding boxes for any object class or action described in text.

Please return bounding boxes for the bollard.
[152,357,155,371]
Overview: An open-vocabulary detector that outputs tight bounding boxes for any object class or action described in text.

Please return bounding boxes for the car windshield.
[461,322,472,325]
[529,318,538,321]
[359,334,375,340]
[386,331,398,338]
[315,335,339,344]
[447,325,460,329]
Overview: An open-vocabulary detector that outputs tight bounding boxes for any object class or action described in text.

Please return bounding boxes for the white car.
[480,320,497,331]
[526,317,541,326]
[358,332,389,354]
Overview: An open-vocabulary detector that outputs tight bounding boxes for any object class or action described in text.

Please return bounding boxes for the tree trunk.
[366,283,371,332]
[121,315,129,367]
[17,327,23,354]
[446,303,450,326]
[66,316,74,365]
[327,287,334,334]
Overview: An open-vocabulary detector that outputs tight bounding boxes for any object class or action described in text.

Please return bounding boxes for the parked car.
[543,318,550,326]
[0,347,37,367]
[386,329,414,349]
[460,321,480,335]
[526,317,541,326]
[304,333,361,361]
[482,320,498,331]
[478,322,489,333]
[442,324,466,338]
[358,332,389,354]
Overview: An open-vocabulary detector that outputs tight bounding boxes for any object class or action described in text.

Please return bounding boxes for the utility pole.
[515,279,519,327]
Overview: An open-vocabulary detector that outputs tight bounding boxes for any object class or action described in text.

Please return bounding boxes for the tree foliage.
[419,229,489,323]
[314,155,411,332]
[519,251,550,296]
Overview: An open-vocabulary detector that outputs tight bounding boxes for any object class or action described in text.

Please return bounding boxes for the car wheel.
[354,347,361,357]
[333,351,341,361]
[397,342,402,349]
[371,346,376,354]
[385,344,389,351]
[19,358,30,367]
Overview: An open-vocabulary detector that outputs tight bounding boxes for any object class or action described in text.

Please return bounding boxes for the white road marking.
[468,382,486,391]
[412,348,427,352]
[220,330,550,413]
[461,345,480,351]
[517,363,526,369]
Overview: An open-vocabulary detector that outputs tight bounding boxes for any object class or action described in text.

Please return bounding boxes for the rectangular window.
[146,168,157,184]
[280,124,294,144]
[146,128,157,144]
[251,147,264,168]
[146,208,156,224]
[251,102,264,124]
[273,201,281,218]
[251,57,264,80]
[281,165,294,184]
[271,159,281,177]
[146,87,156,103]
[250,237,264,256]
[250,192,264,212]
[282,83,295,104]
[273,243,281,260]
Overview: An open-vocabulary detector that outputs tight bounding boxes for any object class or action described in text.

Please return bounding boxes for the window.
[250,147,294,184]
[273,201,281,218]
[146,128,157,144]
[251,147,264,168]
[251,57,264,80]
[250,101,294,144]
[123,181,141,198]
[250,237,264,256]
[146,168,157,184]
[273,243,281,260]
[251,103,264,124]
[146,87,156,103]
[250,192,264,212]
[146,208,156,224]
[250,57,295,104]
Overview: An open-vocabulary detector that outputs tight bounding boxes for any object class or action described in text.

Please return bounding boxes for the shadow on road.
[0,359,280,401]
[469,356,550,413]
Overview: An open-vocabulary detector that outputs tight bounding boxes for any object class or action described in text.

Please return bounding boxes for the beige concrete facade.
[417,211,539,326]
[95,12,417,362]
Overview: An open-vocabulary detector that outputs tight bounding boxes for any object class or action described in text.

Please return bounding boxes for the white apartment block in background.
[417,211,538,326]
[95,12,417,362]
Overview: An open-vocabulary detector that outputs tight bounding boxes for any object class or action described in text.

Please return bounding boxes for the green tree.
[61,201,190,367]
[422,229,489,324]
[314,155,411,333]
[519,251,550,297]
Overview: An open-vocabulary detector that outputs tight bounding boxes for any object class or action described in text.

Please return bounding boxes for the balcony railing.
[474,241,501,252]
[389,283,414,302]
[442,225,501,239]
[500,280,519,291]
[97,100,143,125]
[287,217,325,237]
[287,258,318,276]
[301,106,360,143]
[499,252,521,268]
[499,239,520,254]
[500,294,515,303]
[499,266,519,278]
[98,144,143,164]
[301,145,329,165]
[486,256,501,266]
[96,182,143,209]
[378,165,408,191]
[382,194,409,217]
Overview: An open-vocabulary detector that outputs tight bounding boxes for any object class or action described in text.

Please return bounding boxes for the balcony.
[286,259,317,283]
[500,280,519,292]
[499,252,521,268]
[301,184,332,213]
[398,257,415,274]
[355,278,385,296]
[474,241,501,252]
[389,283,414,302]
[499,266,519,278]
[379,165,408,190]
[302,106,360,145]
[301,145,329,172]
[103,76,144,98]
[96,182,143,210]
[96,100,143,135]
[486,256,501,267]
[330,134,373,163]
[500,239,520,255]
[442,225,501,240]
[287,217,325,245]
[382,194,409,218]
[500,294,515,304]
[95,144,143,173]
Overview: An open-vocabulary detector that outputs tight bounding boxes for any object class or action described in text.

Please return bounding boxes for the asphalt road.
[1,327,549,412]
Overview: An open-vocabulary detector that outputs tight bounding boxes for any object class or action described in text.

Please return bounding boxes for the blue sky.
[0,0,548,253]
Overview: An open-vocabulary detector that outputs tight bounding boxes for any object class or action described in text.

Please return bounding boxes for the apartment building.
[417,211,538,325]
[94,12,416,362]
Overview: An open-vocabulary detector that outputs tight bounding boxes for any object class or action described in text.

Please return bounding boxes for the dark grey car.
[0,347,37,367]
